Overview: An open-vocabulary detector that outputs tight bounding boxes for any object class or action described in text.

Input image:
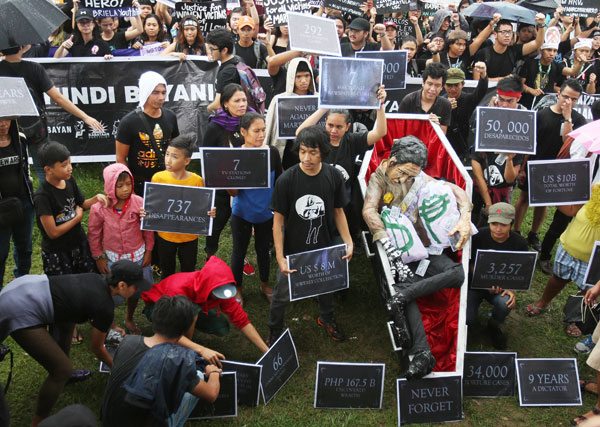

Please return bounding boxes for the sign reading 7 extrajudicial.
[200,147,270,189]
[475,107,536,155]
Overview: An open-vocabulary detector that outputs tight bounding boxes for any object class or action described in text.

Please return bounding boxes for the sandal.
[71,328,84,345]
[566,323,583,338]
[572,406,600,425]
[525,303,546,317]
[66,369,92,385]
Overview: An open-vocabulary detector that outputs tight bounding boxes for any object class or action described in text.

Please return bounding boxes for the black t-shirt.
[518,58,565,109]
[0,60,53,115]
[472,227,529,254]
[202,121,243,148]
[399,90,452,126]
[234,41,268,68]
[439,49,471,77]
[474,45,524,79]
[68,37,112,57]
[270,163,349,255]
[49,273,114,332]
[534,106,586,160]
[340,42,381,57]
[0,143,26,198]
[34,178,86,252]
[324,132,369,187]
[116,109,179,192]
[103,30,129,51]
[470,152,524,188]
[270,67,287,97]
[216,57,241,94]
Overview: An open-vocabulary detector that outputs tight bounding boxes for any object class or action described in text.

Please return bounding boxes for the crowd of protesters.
[1,0,600,425]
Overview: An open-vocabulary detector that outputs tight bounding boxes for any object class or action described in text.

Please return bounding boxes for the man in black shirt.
[206,29,241,112]
[399,62,452,133]
[340,17,393,57]
[233,15,270,69]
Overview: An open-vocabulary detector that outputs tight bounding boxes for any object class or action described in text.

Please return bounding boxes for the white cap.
[574,38,593,50]
[138,71,167,108]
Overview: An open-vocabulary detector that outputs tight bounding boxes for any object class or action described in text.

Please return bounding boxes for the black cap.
[75,8,93,21]
[349,17,370,32]
[111,260,152,293]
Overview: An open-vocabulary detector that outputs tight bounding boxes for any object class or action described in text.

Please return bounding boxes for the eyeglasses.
[207,46,221,52]
[559,92,579,102]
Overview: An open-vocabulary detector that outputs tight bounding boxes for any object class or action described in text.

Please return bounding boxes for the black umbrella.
[516,0,561,15]
[462,1,537,25]
[0,0,68,51]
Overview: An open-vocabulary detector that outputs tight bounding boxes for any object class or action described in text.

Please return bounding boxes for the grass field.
[0,162,596,426]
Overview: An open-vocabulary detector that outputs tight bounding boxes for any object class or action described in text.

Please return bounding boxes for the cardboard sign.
[527,159,591,207]
[141,183,215,236]
[516,358,581,406]
[314,362,385,409]
[0,77,39,119]
[221,361,262,407]
[200,147,270,189]
[474,107,536,155]
[288,12,341,57]
[174,0,227,32]
[396,376,463,425]
[323,0,363,16]
[189,372,237,419]
[463,352,517,397]
[584,241,600,287]
[319,57,384,109]
[560,0,598,18]
[287,244,349,301]
[376,0,411,13]
[385,17,416,38]
[83,0,138,18]
[256,329,299,404]
[277,96,326,139]
[471,250,538,291]
[264,0,311,26]
[355,50,408,90]
[139,42,165,57]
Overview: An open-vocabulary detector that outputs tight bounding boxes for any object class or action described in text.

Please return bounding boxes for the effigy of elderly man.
[362,135,473,379]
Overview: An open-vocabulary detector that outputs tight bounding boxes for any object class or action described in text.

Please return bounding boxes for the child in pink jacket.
[88,163,154,333]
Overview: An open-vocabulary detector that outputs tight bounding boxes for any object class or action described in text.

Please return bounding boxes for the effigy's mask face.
[386,160,421,185]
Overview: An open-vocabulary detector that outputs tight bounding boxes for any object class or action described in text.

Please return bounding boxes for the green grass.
[1,163,595,426]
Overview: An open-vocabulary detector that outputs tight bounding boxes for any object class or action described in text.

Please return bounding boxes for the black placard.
[288,12,341,57]
[384,17,416,38]
[474,107,536,155]
[516,358,581,406]
[396,376,463,425]
[471,250,538,291]
[141,183,214,235]
[319,57,384,109]
[314,362,385,409]
[419,0,441,17]
[376,0,411,13]
[560,0,598,17]
[0,77,39,119]
[221,361,262,407]
[463,352,516,397]
[355,51,408,90]
[189,372,237,419]
[173,0,227,32]
[527,159,591,207]
[287,244,349,302]
[264,0,311,26]
[256,329,299,404]
[323,0,363,16]
[277,96,325,139]
[84,0,138,18]
[584,241,600,286]
[98,345,117,373]
[200,147,270,189]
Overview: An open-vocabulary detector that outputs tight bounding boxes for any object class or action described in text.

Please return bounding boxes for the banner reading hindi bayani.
[32,57,218,162]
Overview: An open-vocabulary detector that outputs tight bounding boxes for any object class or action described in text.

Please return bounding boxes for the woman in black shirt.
[162,15,206,60]
[54,9,112,58]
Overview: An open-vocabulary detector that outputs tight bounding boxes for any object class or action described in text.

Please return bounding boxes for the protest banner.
[527,159,591,207]
[396,376,463,425]
[376,0,411,13]
[264,0,311,26]
[221,361,262,407]
[583,241,600,287]
[288,12,341,57]
[32,57,218,162]
[287,244,349,301]
[257,329,299,404]
[463,352,517,397]
[83,0,139,18]
[0,77,39,119]
[471,250,538,291]
[419,0,442,16]
[516,358,581,406]
[139,42,165,57]
[319,57,384,109]
[574,92,600,121]
[141,183,215,236]
[189,372,237,419]
[314,362,385,409]
[173,0,227,32]
[323,0,363,16]
[356,50,408,90]
[276,96,325,139]
[385,17,416,38]
[560,0,598,18]
[474,107,536,155]
[200,147,270,189]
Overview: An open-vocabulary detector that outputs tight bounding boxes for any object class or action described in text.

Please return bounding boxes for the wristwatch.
[564,118,573,123]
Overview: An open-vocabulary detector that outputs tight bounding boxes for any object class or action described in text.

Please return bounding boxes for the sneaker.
[539,259,553,275]
[316,317,346,341]
[66,369,92,385]
[527,232,542,252]
[487,319,507,350]
[243,258,255,276]
[575,335,596,354]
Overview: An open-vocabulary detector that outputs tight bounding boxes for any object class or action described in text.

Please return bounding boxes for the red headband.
[497,89,522,100]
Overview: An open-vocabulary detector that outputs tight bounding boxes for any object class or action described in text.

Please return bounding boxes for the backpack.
[234,59,267,114]
[232,41,266,69]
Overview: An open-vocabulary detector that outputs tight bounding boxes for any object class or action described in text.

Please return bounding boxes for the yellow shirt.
[151,170,204,243]
[560,205,600,262]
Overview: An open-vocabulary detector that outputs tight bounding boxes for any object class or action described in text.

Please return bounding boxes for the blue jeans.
[167,370,202,427]
[0,197,34,287]
[466,289,511,326]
